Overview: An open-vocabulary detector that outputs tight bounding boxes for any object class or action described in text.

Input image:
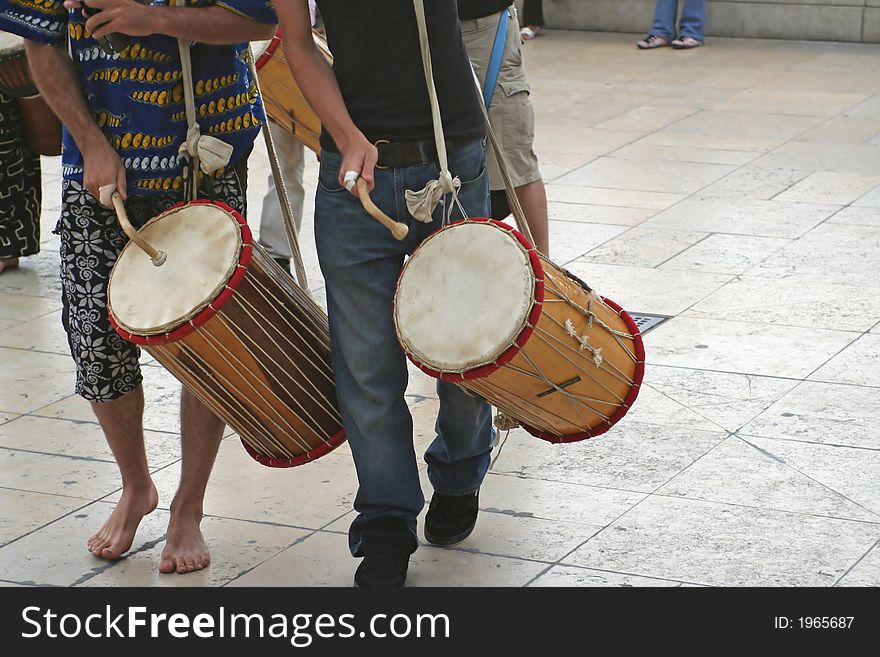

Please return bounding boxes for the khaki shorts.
[461,7,542,191]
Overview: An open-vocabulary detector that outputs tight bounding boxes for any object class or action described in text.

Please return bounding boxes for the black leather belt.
[324,137,478,169]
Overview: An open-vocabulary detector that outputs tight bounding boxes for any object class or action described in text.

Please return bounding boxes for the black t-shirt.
[457,0,513,21]
[316,0,484,148]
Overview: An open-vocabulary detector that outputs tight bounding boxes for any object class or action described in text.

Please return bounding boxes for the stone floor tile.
[0,501,155,586]
[646,316,858,378]
[0,348,77,414]
[686,275,880,332]
[546,201,656,226]
[79,512,308,587]
[741,381,880,450]
[583,227,707,268]
[808,334,880,387]
[659,436,879,521]
[854,184,880,208]
[660,109,826,142]
[489,424,725,494]
[633,366,799,433]
[643,197,837,238]
[564,496,879,586]
[111,439,357,531]
[0,416,181,470]
[709,89,867,117]
[547,220,630,265]
[564,262,732,316]
[529,565,688,587]
[0,293,61,323]
[775,171,880,205]
[0,488,89,548]
[545,184,685,210]
[698,167,810,200]
[836,542,880,587]
[0,310,70,356]
[751,141,880,176]
[0,448,123,500]
[827,207,880,227]
[748,223,880,287]
[554,157,736,195]
[594,105,698,133]
[479,472,645,527]
[660,234,790,275]
[431,511,600,563]
[741,436,880,517]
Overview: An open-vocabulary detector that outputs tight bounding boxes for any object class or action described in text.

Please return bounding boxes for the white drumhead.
[0,31,24,55]
[395,222,535,373]
[109,204,242,335]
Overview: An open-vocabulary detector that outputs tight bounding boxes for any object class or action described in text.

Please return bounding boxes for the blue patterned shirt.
[1,0,276,196]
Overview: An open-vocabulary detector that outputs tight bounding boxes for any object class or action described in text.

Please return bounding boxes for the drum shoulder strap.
[483,7,509,110]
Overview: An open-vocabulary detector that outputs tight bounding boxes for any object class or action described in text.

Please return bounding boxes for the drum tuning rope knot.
[493,411,520,432]
[565,318,604,366]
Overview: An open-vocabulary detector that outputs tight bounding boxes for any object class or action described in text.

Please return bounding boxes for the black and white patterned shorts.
[56,160,248,402]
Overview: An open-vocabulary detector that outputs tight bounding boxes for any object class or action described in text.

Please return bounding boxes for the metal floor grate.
[627,312,670,334]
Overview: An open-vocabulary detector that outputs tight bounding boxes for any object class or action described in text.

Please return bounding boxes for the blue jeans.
[651,0,706,41]
[314,138,494,556]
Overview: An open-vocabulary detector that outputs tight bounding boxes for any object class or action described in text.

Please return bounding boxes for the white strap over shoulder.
[173,0,233,198]
[405,0,462,223]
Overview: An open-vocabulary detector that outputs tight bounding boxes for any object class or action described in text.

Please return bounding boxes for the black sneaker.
[424,490,479,546]
[354,519,417,588]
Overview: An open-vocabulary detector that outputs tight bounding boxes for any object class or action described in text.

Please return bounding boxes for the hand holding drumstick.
[344,171,409,241]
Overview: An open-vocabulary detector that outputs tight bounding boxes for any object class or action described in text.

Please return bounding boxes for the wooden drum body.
[253,29,330,153]
[107,200,345,466]
[394,219,645,442]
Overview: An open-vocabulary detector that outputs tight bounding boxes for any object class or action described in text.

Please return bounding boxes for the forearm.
[24,42,106,153]
[284,41,365,151]
[146,6,275,44]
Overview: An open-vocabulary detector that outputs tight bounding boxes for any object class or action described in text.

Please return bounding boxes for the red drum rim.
[394,218,545,383]
[255,28,281,70]
[521,296,645,443]
[239,427,347,468]
[109,199,253,346]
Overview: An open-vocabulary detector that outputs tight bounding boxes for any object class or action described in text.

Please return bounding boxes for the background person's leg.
[650,0,679,39]
[678,0,707,41]
[258,123,306,266]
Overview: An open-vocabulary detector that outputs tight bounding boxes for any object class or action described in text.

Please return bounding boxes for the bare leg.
[514,178,550,256]
[159,387,224,574]
[87,384,158,560]
[0,257,19,274]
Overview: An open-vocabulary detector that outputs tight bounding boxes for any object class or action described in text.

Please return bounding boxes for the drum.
[394,219,645,442]
[252,28,330,153]
[0,31,34,97]
[0,31,62,156]
[107,200,346,467]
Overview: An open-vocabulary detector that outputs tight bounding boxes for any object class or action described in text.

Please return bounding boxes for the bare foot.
[0,257,19,275]
[87,481,158,560]
[158,510,211,574]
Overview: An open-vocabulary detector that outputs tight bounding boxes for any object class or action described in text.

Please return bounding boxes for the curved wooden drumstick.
[111,192,167,266]
[356,178,409,241]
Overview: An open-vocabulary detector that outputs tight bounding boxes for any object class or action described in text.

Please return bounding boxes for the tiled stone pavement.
[1,32,879,587]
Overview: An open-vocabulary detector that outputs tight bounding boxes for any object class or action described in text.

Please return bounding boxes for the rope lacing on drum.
[564,318,603,367]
